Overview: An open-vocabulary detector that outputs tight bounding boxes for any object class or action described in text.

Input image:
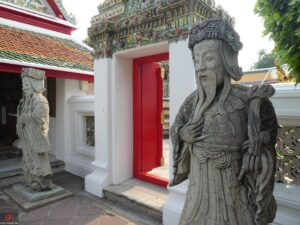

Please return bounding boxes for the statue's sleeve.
[30,96,50,153]
[169,92,195,186]
[242,84,278,225]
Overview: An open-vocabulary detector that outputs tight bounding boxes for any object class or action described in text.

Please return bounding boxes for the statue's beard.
[24,91,31,100]
[191,71,217,124]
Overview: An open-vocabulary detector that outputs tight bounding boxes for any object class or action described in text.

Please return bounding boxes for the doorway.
[133,53,169,187]
[0,72,23,159]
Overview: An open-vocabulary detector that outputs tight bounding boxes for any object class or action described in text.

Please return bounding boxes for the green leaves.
[255,0,300,83]
[252,49,276,69]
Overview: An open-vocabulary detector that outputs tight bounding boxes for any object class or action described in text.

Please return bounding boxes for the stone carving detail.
[17,68,52,192]
[276,126,300,184]
[88,0,216,58]
[170,16,278,225]
[1,0,77,24]
[85,115,95,147]
[2,0,54,15]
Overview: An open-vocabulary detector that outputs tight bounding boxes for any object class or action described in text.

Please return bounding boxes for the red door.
[133,53,168,187]
[141,63,162,172]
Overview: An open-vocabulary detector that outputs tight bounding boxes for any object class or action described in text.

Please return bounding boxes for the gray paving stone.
[75,195,92,206]
[19,206,50,219]
[20,220,43,225]
[71,215,99,225]
[48,202,78,218]
[76,205,105,216]
[41,218,72,225]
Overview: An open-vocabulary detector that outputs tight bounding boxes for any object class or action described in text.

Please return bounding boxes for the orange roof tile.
[0,25,93,72]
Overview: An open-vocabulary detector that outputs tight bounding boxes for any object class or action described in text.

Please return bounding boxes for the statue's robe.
[17,93,52,189]
[170,84,277,225]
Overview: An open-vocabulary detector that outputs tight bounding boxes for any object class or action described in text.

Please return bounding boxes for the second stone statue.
[17,68,53,192]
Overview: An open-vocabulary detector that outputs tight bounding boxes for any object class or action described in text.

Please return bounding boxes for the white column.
[163,39,196,225]
[85,58,112,197]
[111,55,134,184]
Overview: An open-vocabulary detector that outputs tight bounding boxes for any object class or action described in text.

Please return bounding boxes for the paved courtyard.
[0,172,161,225]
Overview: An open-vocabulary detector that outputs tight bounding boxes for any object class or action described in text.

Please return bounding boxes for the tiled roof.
[0,25,93,73]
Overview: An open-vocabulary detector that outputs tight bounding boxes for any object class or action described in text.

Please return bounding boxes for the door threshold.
[103,178,168,222]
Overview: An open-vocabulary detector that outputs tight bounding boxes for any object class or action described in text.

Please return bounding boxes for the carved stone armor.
[171,84,278,225]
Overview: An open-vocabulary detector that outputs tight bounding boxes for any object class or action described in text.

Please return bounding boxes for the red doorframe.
[133,52,169,187]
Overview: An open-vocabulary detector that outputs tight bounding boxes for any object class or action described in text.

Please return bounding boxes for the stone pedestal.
[4,183,72,211]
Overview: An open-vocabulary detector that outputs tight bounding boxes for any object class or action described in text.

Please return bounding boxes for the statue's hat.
[188,14,242,52]
[21,68,46,80]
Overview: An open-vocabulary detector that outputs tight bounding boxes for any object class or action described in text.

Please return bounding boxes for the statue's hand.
[238,151,262,181]
[179,122,206,144]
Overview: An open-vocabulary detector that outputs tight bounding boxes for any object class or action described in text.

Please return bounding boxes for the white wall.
[67,96,95,177]
[55,78,86,161]
[270,83,300,126]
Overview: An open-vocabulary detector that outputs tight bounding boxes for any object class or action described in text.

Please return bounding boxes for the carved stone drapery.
[87,0,216,58]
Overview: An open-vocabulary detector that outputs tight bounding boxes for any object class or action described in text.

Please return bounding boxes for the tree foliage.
[252,49,276,69]
[255,0,300,83]
[275,59,294,82]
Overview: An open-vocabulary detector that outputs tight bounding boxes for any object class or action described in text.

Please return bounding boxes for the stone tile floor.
[0,172,162,225]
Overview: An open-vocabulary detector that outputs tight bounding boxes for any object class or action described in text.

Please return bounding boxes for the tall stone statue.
[17,68,52,192]
[170,15,278,225]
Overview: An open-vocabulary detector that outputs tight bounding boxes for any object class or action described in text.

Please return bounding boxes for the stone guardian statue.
[170,15,278,225]
[17,68,52,192]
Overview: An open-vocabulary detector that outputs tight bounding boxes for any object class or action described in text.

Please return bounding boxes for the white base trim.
[65,157,93,178]
[85,161,111,197]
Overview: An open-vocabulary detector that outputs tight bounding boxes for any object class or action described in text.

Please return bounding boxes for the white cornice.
[0,58,94,75]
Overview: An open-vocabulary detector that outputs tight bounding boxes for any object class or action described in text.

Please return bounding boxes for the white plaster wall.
[67,96,95,178]
[271,83,300,126]
[272,184,300,225]
[163,39,195,225]
[55,78,86,162]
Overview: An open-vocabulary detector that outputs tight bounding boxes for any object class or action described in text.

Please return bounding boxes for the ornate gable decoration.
[1,0,77,25]
[1,0,55,16]
[88,0,216,59]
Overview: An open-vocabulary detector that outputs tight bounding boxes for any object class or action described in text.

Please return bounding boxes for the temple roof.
[0,0,76,25]
[88,0,216,58]
[0,25,93,73]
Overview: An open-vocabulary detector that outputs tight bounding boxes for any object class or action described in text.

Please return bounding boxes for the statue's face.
[193,40,226,88]
[22,77,32,93]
